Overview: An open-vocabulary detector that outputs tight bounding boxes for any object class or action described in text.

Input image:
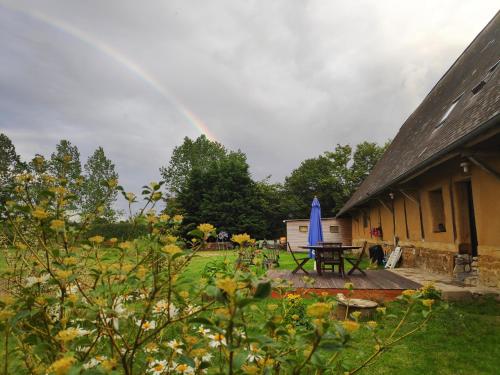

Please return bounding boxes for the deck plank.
[267,269,421,290]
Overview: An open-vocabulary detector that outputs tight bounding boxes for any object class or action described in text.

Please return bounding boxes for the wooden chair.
[344,241,368,276]
[287,242,310,274]
[263,242,280,269]
[316,243,343,276]
[236,246,255,269]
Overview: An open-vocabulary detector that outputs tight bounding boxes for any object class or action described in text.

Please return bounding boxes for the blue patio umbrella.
[307,197,323,258]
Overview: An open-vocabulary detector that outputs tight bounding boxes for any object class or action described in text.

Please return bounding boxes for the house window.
[429,189,446,232]
[299,225,308,233]
[329,225,339,233]
[363,212,369,228]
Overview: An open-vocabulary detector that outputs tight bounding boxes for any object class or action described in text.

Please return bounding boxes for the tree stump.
[336,293,378,320]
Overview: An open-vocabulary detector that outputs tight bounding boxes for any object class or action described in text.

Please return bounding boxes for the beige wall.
[286,218,352,251]
[349,156,500,287]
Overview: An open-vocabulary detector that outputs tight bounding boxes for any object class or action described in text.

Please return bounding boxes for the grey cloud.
[1,0,498,213]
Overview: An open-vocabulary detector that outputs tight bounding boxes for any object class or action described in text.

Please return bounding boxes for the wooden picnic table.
[299,245,362,277]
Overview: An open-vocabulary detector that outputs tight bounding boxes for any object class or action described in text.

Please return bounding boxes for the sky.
[1,0,498,210]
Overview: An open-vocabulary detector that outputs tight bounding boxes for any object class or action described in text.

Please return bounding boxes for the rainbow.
[1,2,217,141]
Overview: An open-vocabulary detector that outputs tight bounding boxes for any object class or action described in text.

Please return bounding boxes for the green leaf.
[253,281,271,299]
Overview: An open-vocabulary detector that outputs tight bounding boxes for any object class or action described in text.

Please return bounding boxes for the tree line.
[0,134,118,222]
[1,133,388,239]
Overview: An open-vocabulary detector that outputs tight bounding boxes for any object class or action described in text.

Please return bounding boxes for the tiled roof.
[338,12,500,216]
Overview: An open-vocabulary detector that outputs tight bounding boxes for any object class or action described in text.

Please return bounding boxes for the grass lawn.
[184,251,500,374]
[1,249,499,374]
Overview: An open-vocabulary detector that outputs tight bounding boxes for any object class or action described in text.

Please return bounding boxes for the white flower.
[83,356,106,369]
[185,305,200,315]
[196,325,211,336]
[234,327,246,339]
[167,339,183,354]
[136,319,156,331]
[25,273,50,287]
[201,352,213,362]
[247,343,262,362]
[75,346,90,353]
[148,360,168,375]
[208,333,226,348]
[113,296,129,317]
[153,300,178,318]
[174,363,195,374]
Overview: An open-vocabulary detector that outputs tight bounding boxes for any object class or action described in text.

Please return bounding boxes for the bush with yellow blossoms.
[0,155,443,374]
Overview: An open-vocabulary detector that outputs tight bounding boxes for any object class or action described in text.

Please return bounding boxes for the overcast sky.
[1,1,498,207]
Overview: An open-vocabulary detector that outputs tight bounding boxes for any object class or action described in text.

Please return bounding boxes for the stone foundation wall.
[478,255,500,288]
[399,247,455,275]
[354,239,500,287]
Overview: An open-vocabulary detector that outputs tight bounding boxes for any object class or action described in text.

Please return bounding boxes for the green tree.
[49,139,82,210]
[160,135,231,195]
[177,153,268,238]
[283,142,388,218]
[0,133,23,208]
[80,146,119,221]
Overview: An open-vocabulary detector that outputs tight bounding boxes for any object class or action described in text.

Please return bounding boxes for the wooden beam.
[400,190,419,205]
[467,156,500,180]
[378,198,393,213]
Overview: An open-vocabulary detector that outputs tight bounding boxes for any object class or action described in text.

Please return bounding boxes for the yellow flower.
[216,277,238,296]
[159,214,171,222]
[197,223,215,236]
[179,290,189,299]
[342,320,360,333]
[376,307,386,314]
[163,244,182,255]
[367,321,378,329]
[344,282,354,290]
[107,178,118,188]
[62,257,78,266]
[242,364,260,374]
[109,237,118,244]
[0,310,14,321]
[306,302,331,318]
[101,358,117,371]
[32,207,49,219]
[231,233,252,246]
[55,269,72,280]
[88,235,104,244]
[15,242,27,250]
[422,299,435,308]
[146,213,158,224]
[402,289,417,298]
[286,293,302,302]
[136,266,147,280]
[173,214,183,223]
[267,304,279,312]
[56,328,80,342]
[152,192,162,201]
[50,219,65,231]
[0,295,15,306]
[47,357,76,375]
[119,241,132,250]
[125,192,136,202]
[191,348,207,357]
[68,294,78,303]
[351,311,362,321]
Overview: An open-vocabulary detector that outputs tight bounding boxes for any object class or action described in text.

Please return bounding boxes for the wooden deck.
[267,269,421,290]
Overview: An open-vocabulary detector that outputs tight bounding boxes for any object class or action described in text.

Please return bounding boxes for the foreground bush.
[0,156,442,374]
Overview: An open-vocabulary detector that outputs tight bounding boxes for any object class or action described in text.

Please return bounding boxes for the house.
[337,12,500,288]
[284,218,352,251]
